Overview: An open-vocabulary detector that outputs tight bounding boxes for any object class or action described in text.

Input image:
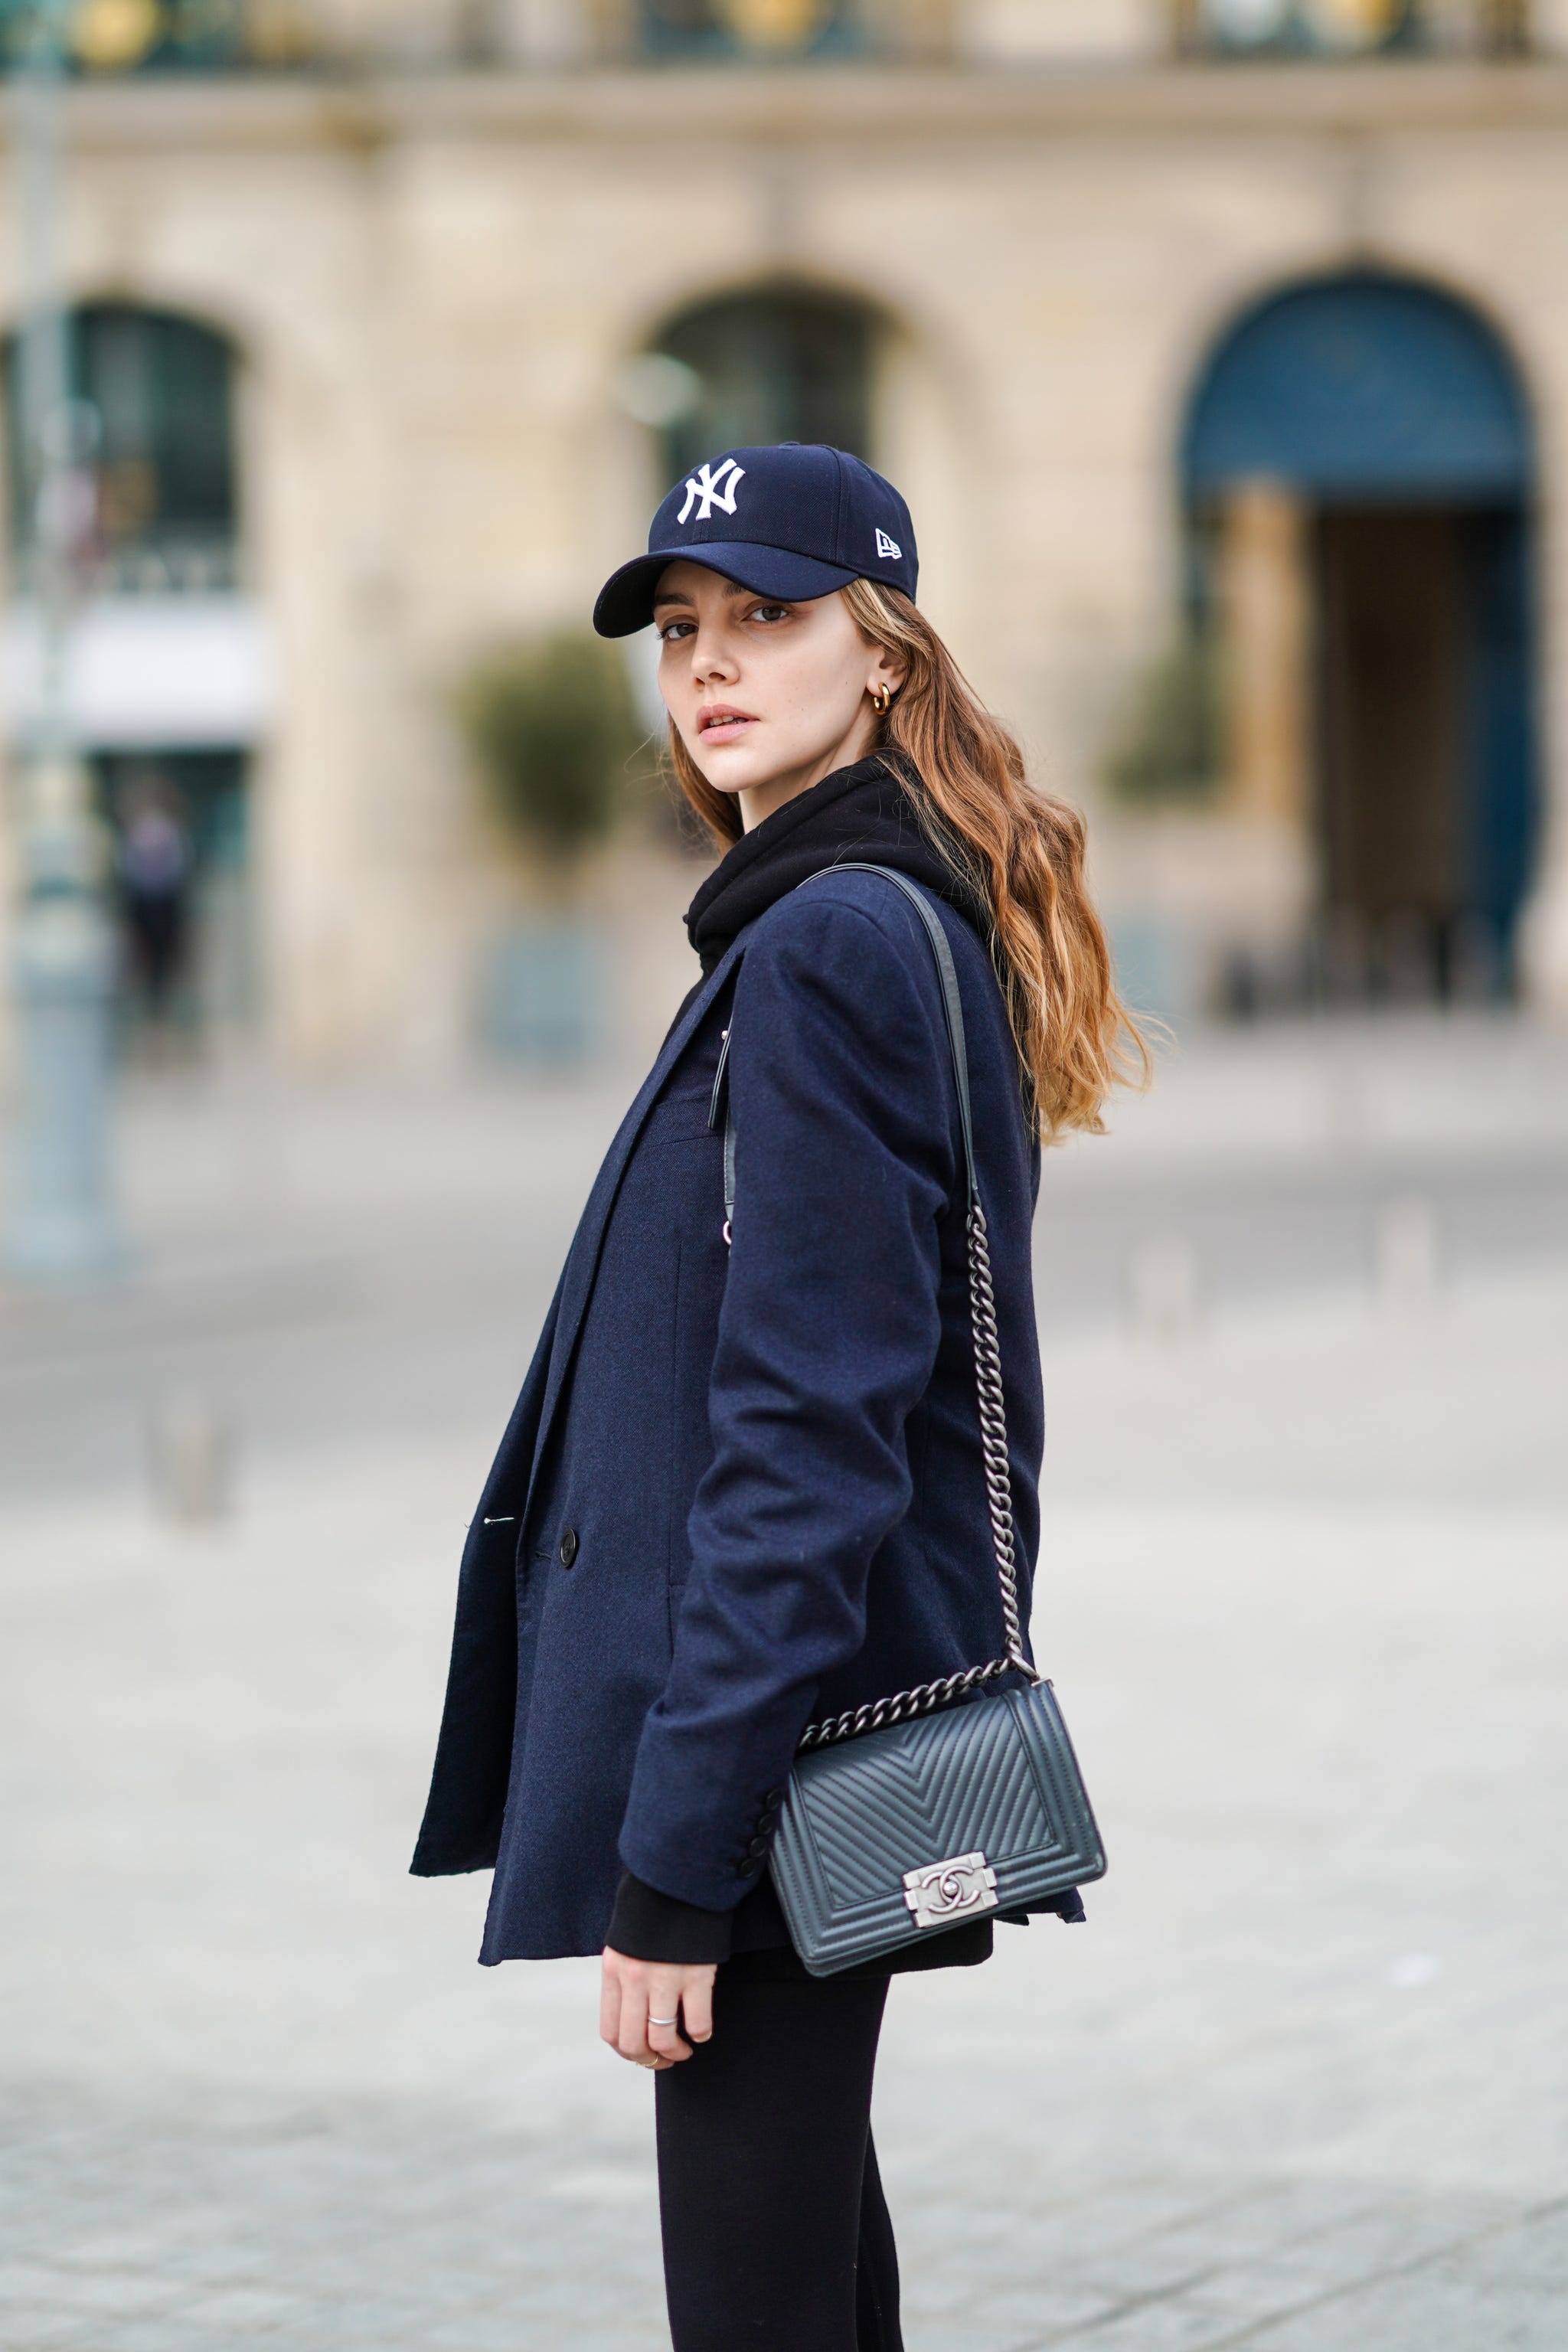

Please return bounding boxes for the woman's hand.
[600,1948,717,2070]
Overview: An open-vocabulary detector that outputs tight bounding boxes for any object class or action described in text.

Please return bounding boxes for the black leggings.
[654,1969,900,2352]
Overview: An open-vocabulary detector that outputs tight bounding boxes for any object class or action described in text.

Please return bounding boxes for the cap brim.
[592,543,858,638]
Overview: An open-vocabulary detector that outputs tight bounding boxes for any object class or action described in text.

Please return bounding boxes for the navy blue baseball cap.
[592,442,918,637]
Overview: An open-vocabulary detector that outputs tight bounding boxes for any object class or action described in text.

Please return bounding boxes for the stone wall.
[2,53,1566,1059]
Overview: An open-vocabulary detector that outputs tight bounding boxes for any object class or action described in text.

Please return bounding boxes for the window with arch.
[1184,1,1532,55]
[5,302,238,593]
[633,286,877,490]
[638,0,866,60]
[0,1,251,74]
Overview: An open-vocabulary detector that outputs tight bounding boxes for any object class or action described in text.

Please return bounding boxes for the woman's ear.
[867,649,907,701]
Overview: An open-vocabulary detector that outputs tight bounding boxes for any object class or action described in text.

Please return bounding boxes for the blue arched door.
[1184,272,1537,988]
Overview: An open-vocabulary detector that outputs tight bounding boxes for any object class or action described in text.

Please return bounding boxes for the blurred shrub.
[1102,631,1223,807]
[455,630,643,864]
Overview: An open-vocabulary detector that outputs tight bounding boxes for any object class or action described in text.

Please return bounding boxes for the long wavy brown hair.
[665,577,1150,1137]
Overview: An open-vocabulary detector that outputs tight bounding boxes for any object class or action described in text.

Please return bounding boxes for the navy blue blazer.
[410,870,1045,1962]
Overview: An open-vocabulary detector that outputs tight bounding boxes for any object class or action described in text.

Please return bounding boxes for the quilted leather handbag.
[716,864,1106,1975]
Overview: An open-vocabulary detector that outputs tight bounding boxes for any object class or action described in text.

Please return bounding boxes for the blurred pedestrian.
[413,444,1146,2349]
[118,773,192,1027]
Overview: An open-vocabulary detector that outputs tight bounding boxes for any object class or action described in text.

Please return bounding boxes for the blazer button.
[765,1786,786,1808]
[746,1834,769,1858]
[756,1811,776,1833]
[737,1857,762,1877]
[558,1528,579,1569]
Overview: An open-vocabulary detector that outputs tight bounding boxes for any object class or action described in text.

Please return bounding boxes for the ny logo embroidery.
[678,458,746,525]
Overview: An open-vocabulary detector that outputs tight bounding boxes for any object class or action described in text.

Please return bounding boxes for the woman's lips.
[697,707,756,742]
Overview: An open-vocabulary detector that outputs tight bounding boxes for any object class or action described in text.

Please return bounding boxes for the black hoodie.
[683,752,988,977]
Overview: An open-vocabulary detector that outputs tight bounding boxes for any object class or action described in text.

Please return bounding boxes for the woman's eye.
[658,619,695,642]
[750,603,791,624]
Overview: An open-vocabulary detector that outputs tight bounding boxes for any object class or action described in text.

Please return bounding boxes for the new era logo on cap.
[592,442,919,638]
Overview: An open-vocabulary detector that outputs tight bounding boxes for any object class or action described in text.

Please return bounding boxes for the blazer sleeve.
[616,886,956,1913]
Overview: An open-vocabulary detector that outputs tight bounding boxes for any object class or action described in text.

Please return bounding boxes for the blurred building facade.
[2,0,1568,1057]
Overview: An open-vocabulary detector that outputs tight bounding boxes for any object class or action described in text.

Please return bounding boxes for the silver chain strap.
[795,1197,1039,1753]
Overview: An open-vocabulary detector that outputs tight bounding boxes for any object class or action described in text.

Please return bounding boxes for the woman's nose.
[690,625,738,684]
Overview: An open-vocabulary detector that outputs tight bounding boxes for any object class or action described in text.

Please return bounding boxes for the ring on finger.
[648,2014,678,2028]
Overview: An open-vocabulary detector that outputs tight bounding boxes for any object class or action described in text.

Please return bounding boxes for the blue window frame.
[1196,0,1423,57]
[638,0,866,64]
[0,0,246,75]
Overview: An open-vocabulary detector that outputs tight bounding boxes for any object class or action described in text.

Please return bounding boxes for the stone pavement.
[3,1016,1567,2350]
[4,1008,1566,1509]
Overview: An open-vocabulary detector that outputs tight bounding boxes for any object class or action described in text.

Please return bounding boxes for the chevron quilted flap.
[798,1697,1052,1908]
[769,1681,1106,1976]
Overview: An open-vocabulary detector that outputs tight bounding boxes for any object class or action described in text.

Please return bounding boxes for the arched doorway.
[641,283,877,488]
[1182,272,1537,996]
[4,302,262,1036]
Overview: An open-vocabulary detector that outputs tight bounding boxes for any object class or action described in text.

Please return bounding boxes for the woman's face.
[655,560,903,830]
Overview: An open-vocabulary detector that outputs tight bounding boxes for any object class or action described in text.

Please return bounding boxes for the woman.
[413,443,1145,2350]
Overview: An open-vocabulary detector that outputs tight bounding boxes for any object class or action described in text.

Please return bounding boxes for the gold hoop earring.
[870,683,894,717]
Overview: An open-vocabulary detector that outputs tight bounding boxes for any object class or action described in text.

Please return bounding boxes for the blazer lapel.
[520,934,749,1531]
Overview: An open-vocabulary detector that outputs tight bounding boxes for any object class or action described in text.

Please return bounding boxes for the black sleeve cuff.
[606,1871,735,1965]
[998,1888,1087,1927]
